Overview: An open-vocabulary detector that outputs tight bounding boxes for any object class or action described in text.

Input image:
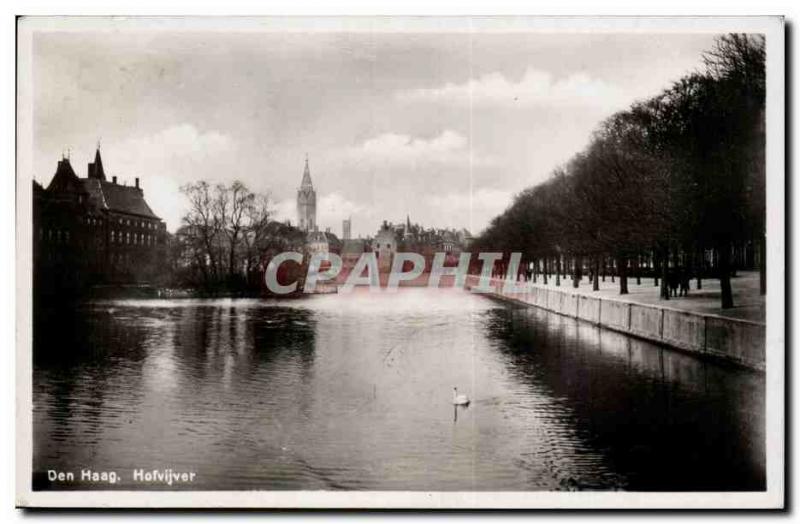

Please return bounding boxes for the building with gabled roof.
[34,148,167,294]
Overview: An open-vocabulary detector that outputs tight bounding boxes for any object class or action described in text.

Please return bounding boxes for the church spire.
[300,154,313,188]
[297,154,317,232]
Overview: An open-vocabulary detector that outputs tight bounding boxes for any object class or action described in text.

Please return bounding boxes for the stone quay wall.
[466,275,765,371]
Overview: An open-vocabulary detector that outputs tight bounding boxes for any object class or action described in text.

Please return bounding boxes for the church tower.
[296,155,316,232]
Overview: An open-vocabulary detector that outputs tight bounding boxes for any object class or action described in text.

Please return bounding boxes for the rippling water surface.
[33,288,765,491]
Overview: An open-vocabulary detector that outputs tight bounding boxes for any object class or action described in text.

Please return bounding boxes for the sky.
[31,27,719,237]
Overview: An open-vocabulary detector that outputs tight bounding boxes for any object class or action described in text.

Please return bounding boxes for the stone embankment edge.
[466,275,765,372]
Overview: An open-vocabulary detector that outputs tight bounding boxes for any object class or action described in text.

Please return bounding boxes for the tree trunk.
[542,257,548,285]
[228,233,238,280]
[592,257,600,291]
[695,248,702,290]
[555,256,561,286]
[618,256,629,295]
[654,251,660,287]
[719,245,734,309]
[635,253,641,285]
[572,256,580,288]
[660,250,670,300]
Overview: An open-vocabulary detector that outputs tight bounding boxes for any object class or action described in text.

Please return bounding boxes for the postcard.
[15,15,785,509]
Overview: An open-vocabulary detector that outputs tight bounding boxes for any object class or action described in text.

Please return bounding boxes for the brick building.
[33,149,167,295]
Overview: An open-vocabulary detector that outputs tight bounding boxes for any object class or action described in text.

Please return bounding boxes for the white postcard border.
[15,15,785,509]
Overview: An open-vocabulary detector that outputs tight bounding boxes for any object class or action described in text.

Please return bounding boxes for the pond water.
[33,288,765,491]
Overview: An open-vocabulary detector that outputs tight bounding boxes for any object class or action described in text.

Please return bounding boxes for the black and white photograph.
[14,15,785,509]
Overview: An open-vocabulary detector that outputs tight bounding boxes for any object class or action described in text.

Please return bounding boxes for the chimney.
[112,176,117,184]
[135,177,140,189]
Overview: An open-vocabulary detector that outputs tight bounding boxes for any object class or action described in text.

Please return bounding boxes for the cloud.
[317,192,370,227]
[111,124,235,181]
[397,68,629,111]
[345,130,495,169]
[271,197,297,225]
[425,187,513,235]
[348,130,465,163]
[101,124,237,231]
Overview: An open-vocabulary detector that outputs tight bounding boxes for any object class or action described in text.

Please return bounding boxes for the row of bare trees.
[473,34,766,309]
[170,180,306,292]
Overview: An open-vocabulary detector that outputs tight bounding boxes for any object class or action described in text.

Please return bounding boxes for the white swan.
[452,387,470,406]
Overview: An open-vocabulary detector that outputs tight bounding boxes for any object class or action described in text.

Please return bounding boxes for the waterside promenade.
[512,271,765,322]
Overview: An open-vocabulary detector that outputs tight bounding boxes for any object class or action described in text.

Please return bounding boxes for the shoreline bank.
[465,275,765,371]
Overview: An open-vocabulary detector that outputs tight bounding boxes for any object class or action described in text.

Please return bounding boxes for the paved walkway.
[518,270,765,323]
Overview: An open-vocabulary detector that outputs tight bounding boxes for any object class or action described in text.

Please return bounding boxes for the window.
[126,232,130,244]
[111,231,115,243]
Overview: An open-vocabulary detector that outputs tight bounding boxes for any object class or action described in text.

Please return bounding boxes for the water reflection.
[33,289,764,491]
[485,304,765,491]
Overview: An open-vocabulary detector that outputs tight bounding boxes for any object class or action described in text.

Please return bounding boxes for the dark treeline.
[473,34,765,309]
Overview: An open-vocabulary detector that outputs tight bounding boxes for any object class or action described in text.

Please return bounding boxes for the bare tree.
[217,181,256,279]
[181,181,222,286]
